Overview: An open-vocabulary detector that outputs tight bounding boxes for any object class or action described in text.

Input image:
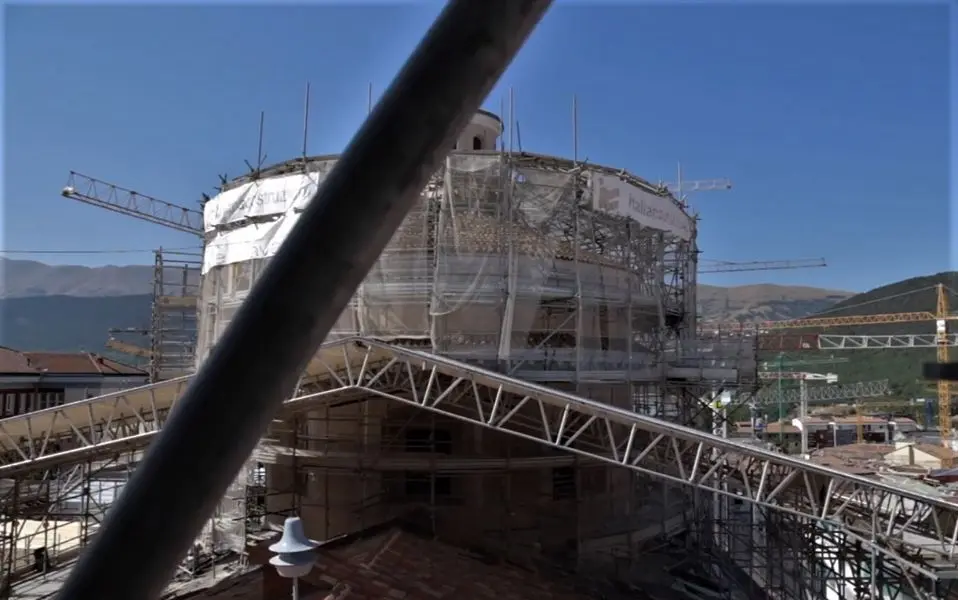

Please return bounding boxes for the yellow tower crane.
[937,283,951,439]
[702,283,958,437]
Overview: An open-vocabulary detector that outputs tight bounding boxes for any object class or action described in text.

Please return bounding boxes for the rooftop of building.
[0,346,147,377]
[737,416,919,435]
[807,442,958,475]
[240,516,648,600]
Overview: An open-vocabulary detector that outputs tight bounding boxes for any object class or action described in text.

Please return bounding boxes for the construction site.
[3,108,958,600]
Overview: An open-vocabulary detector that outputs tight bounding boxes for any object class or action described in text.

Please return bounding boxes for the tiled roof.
[249,520,639,600]
[0,347,34,374]
[0,346,146,376]
[910,443,958,461]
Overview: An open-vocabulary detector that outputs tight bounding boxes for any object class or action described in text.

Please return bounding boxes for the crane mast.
[938,283,951,439]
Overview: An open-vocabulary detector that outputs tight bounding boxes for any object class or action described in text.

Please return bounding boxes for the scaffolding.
[7,151,958,598]
[197,152,766,597]
[3,342,958,597]
[150,249,200,381]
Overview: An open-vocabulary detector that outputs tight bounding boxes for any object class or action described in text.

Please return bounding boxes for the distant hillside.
[773,272,958,400]
[0,258,154,298]
[0,257,859,361]
[0,257,850,320]
[698,284,852,323]
[0,286,850,359]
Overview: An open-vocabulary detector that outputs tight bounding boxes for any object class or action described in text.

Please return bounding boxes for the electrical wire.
[0,247,201,255]
[815,285,942,316]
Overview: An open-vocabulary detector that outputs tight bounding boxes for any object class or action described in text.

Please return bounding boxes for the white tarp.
[589,172,693,241]
[202,165,336,273]
[203,166,334,232]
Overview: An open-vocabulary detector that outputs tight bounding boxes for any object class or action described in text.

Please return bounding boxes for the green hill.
[763,272,958,400]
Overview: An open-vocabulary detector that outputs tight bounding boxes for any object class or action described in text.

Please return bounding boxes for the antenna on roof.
[499,96,505,152]
[244,111,268,178]
[572,94,579,164]
[302,82,312,160]
[508,87,515,154]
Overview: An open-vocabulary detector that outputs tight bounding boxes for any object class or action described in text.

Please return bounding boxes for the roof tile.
[298,525,620,600]
[0,346,146,376]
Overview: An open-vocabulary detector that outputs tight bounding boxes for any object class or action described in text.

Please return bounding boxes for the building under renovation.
[195,110,758,597]
[4,112,958,599]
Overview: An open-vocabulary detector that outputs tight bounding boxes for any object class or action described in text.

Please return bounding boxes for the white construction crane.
[700,258,827,274]
[789,372,839,457]
[660,162,732,207]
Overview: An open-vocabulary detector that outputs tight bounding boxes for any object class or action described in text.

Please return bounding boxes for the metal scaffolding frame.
[6,3,948,593]
[2,339,958,597]
[8,151,954,597]
[150,249,200,381]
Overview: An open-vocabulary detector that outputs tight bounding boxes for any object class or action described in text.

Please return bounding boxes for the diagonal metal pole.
[54,1,553,598]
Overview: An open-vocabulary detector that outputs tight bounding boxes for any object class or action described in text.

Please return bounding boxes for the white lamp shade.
[270,557,314,579]
[269,516,319,554]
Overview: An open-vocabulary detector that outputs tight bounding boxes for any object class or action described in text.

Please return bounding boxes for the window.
[552,466,576,500]
[405,471,452,499]
[404,428,453,454]
[205,303,217,348]
[232,262,252,295]
[472,136,482,150]
[3,393,15,417]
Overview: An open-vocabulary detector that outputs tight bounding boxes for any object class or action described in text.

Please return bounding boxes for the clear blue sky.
[4,3,954,292]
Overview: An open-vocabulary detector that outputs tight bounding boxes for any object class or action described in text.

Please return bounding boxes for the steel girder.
[820,334,958,350]
[751,379,891,405]
[1,338,957,587]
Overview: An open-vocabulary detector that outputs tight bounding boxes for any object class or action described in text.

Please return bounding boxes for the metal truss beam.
[62,171,204,236]
[731,332,958,353]
[3,338,956,584]
[820,334,958,350]
[752,379,890,405]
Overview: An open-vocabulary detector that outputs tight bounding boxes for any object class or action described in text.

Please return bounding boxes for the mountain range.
[0,257,854,353]
[6,258,954,400]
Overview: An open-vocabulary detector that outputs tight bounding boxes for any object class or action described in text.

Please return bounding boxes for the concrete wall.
[884,446,943,469]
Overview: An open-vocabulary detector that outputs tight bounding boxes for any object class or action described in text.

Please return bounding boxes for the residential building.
[883,442,957,470]
[0,347,148,417]
[736,416,921,454]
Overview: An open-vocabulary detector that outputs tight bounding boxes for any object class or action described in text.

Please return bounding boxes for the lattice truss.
[1,338,957,598]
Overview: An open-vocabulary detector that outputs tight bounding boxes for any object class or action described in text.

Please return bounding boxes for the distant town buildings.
[0,347,148,417]
[735,416,921,454]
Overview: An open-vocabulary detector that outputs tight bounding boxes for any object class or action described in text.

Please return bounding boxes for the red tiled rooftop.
[0,346,145,376]
[247,520,639,600]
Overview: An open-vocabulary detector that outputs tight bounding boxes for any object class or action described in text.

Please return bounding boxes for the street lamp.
[269,515,319,600]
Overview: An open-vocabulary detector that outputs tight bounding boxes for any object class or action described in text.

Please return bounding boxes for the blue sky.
[4,2,954,292]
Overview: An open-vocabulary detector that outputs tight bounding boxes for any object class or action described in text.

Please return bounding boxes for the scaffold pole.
[53,2,553,598]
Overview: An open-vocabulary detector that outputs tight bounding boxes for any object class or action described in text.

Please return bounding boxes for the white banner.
[203,166,334,232]
[202,164,338,274]
[589,172,693,241]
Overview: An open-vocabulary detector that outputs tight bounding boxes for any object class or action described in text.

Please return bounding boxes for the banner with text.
[589,172,693,241]
[203,165,335,232]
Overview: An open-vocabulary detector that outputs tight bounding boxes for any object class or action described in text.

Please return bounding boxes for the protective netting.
[198,153,708,554]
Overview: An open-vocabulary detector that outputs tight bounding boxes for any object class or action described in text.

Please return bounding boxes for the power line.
[0,247,201,255]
